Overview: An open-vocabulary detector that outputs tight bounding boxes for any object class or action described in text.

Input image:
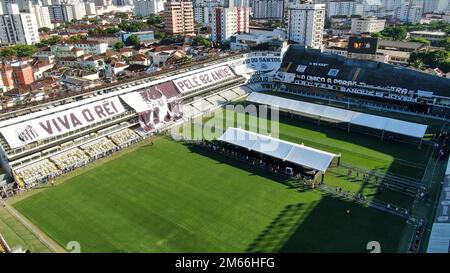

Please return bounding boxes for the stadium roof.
[378,40,425,50]
[246,92,428,139]
[279,46,450,98]
[427,159,450,253]
[218,127,337,172]
[427,223,450,253]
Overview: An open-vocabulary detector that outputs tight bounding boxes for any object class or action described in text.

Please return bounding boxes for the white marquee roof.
[247,93,428,139]
[218,127,337,172]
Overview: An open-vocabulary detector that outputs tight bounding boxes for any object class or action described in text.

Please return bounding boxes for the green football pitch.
[13,138,408,253]
[10,109,434,253]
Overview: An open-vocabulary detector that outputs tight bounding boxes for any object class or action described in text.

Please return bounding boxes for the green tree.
[411,59,425,70]
[119,21,148,32]
[193,36,212,48]
[38,27,51,33]
[125,35,141,48]
[438,37,450,50]
[430,50,449,63]
[105,27,121,34]
[410,50,450,72]
[88,18,100,24]
[371,32,383,38]
[114,41,125,51]
[155,31,165,40]
[0,47,17,59]
[381,26,407,41]
[147,14,163,26]
[13,44,37,58]
[439,59,450,73]
[115,12,129,20]
[68,34,85,43]
[46,35,63,45]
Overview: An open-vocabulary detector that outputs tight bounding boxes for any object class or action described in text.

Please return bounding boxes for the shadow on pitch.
[184,143,305,190]
[245,195,405,253]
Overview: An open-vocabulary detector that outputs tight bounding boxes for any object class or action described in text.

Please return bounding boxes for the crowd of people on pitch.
[198,140,319,182]
[434,131,450,160]
[409,220,425,253]
[334,187,368,202]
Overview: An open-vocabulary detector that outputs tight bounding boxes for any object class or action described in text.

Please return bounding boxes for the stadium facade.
[0,44,449,189]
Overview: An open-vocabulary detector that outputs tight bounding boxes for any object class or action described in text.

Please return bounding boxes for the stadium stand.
[80,138,118,159]
[14,159,59,187]
[231,86,253,96]
[276,46,450,116]
[206,94,228,107]
[0,233,11,253]
[183,105,202,119]
[50,148,90,172]
[108,129,140,148]
[217,90,242,102]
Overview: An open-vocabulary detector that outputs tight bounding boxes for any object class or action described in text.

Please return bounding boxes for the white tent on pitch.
[218,127,338,173]
[246,92,428,141]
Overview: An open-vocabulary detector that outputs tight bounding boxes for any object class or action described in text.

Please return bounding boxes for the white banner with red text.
[0,97,126,149]
[172,66,235,94]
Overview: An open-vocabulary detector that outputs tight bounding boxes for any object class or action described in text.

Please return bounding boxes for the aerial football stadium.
[0,45,449,253]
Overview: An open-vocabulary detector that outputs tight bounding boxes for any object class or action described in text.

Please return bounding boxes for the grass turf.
[13,137,407,253]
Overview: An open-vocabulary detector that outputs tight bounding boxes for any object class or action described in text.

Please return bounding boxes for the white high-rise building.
[29,1,53,29]
[51,5,72,22]
[251,0,285,19]
[84,2,97,15]
[48,3,86,22]
[0,3,40,45]
[361,0,382,12]
[210,5,250,43]
[287,3,325,49]
[72,3,86,20]
[194,5,210,25]
[381,0,402,11]
[327,1,358,17]
[423,0,449,13]
[48,5,66,23]
[234,0,249,7]
[395,0,422,23]
[95,0,112,6]
[115,0,134,4]
[133,0,165,17]
[194,1,220,26]
[351,17,385,34]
